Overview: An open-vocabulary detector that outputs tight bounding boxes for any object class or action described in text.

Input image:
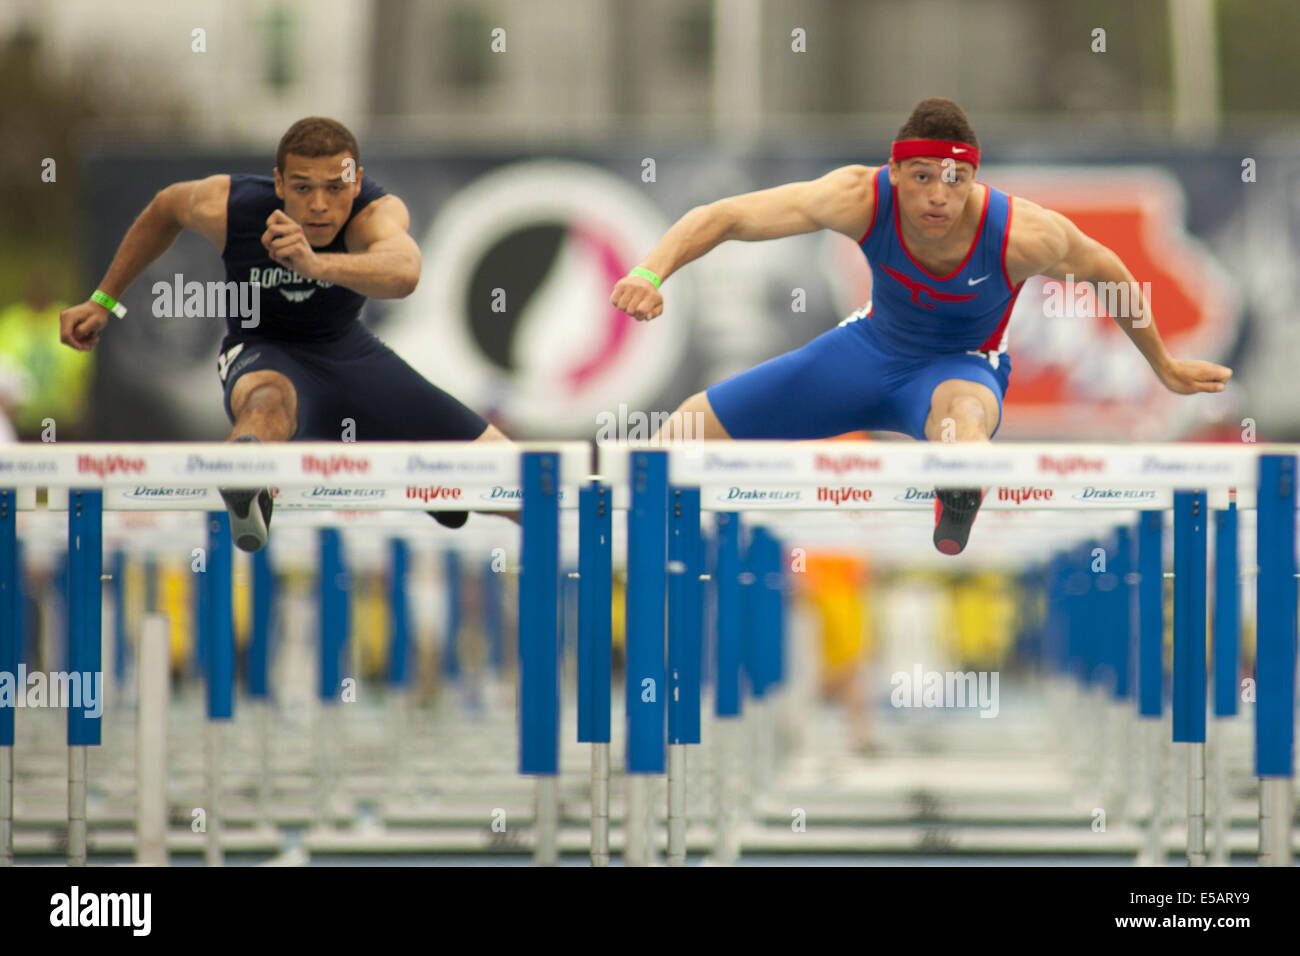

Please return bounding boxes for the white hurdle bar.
[0,441,588,866]
[2,440,1295,866]
[593,440,1297,866]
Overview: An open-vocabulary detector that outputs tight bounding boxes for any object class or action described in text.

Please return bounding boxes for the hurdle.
[3,439,1294,865]
[0,440,587,866]
[593,440,1296,866]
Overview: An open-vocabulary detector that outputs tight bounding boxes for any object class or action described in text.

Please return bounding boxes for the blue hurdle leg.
[204,510,235,867]
[519,451,561,865]
[66,490,103,866]
[314,526,348,831]
[712,510,743,864]
[0,488,16,866]
[625,451,667,866]
[578,480,612,866]
[1210,499,1240,865]
[1256,455,1296,866]
[1172,490,1208,866]
[250,541,275,827]
[666,484,701,867]
[1135,509,1167,864]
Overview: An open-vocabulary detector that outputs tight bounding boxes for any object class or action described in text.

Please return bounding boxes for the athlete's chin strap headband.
[890,139,980,169]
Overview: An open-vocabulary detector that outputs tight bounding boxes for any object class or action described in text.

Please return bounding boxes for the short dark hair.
[895,97,979,149]
[275,117,360,172]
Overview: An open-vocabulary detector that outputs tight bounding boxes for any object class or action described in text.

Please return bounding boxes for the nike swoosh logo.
[952,148,966,154]
[967,275,990,286]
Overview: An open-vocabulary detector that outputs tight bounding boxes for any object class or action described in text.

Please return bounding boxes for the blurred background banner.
[3,0,1298,441]
[84,145,1265,441]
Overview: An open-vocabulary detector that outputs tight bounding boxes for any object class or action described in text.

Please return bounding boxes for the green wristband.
[91,290,127,319]
[629,267,662,289]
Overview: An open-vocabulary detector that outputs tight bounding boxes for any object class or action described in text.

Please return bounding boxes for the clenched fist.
[262,209,321,278]
[610,273,663,322]
[60,300,110,351]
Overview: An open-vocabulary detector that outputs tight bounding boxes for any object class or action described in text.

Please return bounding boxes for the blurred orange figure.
[800,551,877,753]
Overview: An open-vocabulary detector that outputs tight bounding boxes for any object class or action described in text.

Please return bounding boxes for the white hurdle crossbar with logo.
[595,440,1297,867]
[2,440,1296,866]
[0,441,588,867]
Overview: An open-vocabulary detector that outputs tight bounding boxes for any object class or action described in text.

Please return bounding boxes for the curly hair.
[895,97,979,148]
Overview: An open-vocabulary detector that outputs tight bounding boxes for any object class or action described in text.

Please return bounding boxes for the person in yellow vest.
[0,273,92,439]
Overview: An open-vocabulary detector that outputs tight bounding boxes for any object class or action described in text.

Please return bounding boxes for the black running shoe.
[933,487,984,555]
[428,510,470,529]
[221,487,274,552]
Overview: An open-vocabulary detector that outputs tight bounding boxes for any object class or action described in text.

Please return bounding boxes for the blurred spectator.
[0,356,28,442]
[0,269,92,439]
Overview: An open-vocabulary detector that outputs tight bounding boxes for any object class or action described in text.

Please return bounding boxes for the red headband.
[890,139,980,168]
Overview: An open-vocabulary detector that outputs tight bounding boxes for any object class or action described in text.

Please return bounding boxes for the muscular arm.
[59,176,227,350]
[312,195,421,298]
[96,175,228,300]
[612,165,876,320]
[644,165,875,280]
[1004,198,1230,394]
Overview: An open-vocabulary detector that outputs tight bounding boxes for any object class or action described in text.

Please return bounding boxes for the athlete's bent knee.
[230,371,297,440]
[655,391,731,442]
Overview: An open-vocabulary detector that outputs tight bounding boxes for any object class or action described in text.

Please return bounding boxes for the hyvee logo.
[817,486,874,505]
[78,455,145,478]
[996,486,1054,504]
[302,455,370,477]
[1038,455,1105,476]
[814,453,882,475]
[406,485,463,502]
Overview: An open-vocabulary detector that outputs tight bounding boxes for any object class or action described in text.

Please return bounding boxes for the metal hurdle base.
[1258,777,1294,867]
[1,745,13,866]
[591,742,610,866]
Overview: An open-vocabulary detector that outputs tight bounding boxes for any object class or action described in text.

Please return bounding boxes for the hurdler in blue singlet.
[707,165,1022,441]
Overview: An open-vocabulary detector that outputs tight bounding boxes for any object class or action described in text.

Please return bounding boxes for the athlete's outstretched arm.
[59,175,228,351]
[611,165,877,321]
[1009,201,1232,395]
[263,195,421,299]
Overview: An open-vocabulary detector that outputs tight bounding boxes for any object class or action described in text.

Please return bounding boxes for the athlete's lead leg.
[654,391,734,443]
[222,370,299,552]
[925,379,997,555]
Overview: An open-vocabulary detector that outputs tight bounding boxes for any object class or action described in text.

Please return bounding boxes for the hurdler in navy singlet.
[221,174,387,343]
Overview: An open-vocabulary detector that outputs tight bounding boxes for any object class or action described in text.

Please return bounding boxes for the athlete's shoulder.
[808,164,878,241]
[191,173,232,213]
[1003,195,1069,280]
[164,174,229,249]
